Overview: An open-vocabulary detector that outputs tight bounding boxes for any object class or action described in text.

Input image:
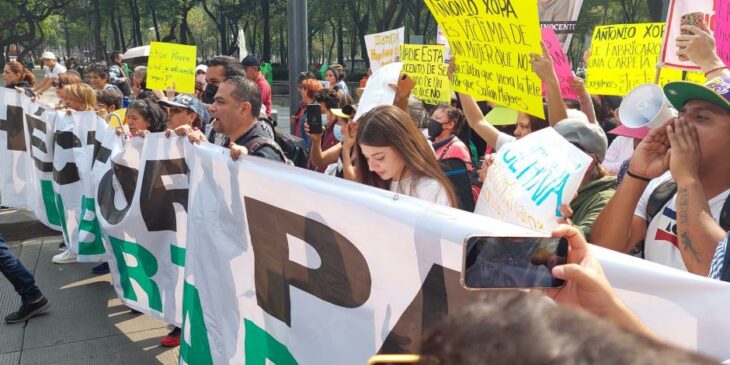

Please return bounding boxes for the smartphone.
[679,12,704,61]
[461,236,568,289]
[306,103,323,134]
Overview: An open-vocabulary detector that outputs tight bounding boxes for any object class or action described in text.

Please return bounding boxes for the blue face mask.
[333,124,344,142]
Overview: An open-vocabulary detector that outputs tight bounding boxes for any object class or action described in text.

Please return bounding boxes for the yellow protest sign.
[147,42,197,94]
[400,44,451,104]
[585,23,664,96]
[658,68,706,88]
[425,1,545,119]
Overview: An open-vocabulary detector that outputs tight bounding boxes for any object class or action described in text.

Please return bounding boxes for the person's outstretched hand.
[675,22,721,70]
[530,41,558,83]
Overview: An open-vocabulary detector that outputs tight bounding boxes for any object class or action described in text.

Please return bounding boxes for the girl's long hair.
[354,105,458,207]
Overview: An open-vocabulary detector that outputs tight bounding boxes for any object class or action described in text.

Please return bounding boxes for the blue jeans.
[0,233,42,305]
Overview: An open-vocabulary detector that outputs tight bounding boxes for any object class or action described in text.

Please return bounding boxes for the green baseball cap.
[663,76,730,113]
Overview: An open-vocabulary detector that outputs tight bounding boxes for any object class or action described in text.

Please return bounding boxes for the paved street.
[0,209,180,365]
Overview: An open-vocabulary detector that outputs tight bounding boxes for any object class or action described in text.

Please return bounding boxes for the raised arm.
[531,41,568,126]
[458,93,502,148]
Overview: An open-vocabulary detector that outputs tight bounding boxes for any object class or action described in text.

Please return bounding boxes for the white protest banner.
[354,62,403,120]
[52,111,99,254]
[179,141,730,363]
[660,0,716,71]
[474,128,591,234]
[21,98,62,230]
[95,134,188,325]
[0,89,30,207]
[76,120,123,263]
[365,27,405,72]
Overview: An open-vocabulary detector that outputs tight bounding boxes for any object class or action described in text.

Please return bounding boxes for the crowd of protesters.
[2,15,730,364]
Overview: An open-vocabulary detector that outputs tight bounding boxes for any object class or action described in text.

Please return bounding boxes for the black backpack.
[439,158,476,212]
[636,179,730,257]
[259,118,310,168]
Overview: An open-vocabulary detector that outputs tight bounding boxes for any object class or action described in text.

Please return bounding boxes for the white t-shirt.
[635,171,730,271]
[390,176,452,207]
[604,136,634,174]
[495,132,516,151]
[44,63,67,80]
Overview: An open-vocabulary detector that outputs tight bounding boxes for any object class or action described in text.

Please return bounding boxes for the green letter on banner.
[40,180,61,226]
[244,319,298,365]
[54,192,69,244]
[109,236,162,312]
[180,281,213,365]
[78,196,105,255]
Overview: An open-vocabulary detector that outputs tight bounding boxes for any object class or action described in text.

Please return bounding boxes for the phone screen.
[462,236,568,289]
[306,103,323,134]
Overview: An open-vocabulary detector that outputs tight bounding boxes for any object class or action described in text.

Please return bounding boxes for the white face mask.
[321,114,329,126]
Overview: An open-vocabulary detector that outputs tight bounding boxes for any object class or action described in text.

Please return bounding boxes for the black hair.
[136,90,159,103]
[110,51,123,64]
[207,56,245,78]
[314,88,340,110]
[128,99,167,132]
[87,63,109,80]
[223,76,262,118]
[97,89,123,109]
[418,291,716,365]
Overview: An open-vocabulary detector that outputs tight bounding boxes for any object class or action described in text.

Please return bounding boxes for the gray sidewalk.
[0,209,178,365]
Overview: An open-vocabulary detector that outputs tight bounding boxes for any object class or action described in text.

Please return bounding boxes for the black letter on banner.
[92,138,112,167]
[97,163,138,225]
[379,265,483,354]
[0,105,26,151]
[25,113,53,172]
[139,159,189,232]
[245,197,371,326]
[53,131,82,185]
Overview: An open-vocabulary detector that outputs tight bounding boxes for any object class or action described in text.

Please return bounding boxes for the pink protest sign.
[541,27,578,100]
[715,0,730,67]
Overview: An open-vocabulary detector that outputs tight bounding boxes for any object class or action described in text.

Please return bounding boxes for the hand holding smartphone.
[461,236,568,289]
[679,12,705,61]
[306,103,323,134]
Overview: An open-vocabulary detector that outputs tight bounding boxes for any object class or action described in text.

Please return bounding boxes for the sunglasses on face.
[168,107,188,115]
[52,80,66,88]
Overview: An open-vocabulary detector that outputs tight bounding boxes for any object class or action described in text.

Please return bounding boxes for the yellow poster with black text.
[586,23,664,96]
[425,1,545,118]
[147,42,197,94]
[400,45,451,105]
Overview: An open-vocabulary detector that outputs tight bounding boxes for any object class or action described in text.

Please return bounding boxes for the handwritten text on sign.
[541,27,577,100]
[425,0,545,118]
[586,23,664,96]
[147,42,197,94]
[474,128,590,233]
[364,27,405,72]
[400,45,451,104]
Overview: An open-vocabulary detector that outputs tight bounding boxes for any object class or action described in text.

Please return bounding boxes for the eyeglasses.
[52,80,66,89]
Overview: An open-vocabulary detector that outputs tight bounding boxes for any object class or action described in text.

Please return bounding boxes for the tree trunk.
[150,0,161,42]
[93,0,105,60]
[279,24,286,66]
[260,0,271,61]
[337,2,344,66]
[117,2,127,52]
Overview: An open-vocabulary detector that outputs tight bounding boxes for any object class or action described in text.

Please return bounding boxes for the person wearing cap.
[241,55,272,118]
[33,51,67,95]
[308,105,355,178]
[553,118,616,240]
[592,21,730,276]
[307,89,342,173]
[160,94,205,130]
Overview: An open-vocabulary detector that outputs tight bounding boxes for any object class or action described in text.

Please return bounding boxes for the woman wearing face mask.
[306,89,342,172]
[354,105,458,207]
[306,105,357,178]
[429,105,473,171]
